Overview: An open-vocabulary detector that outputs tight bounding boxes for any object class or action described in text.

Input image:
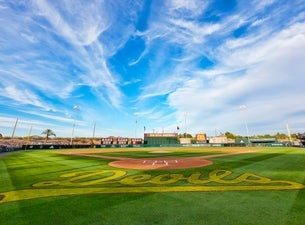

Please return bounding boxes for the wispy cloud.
[167,20,305,134]
[0,0,304,137]
[132,0,305,135]
[0,85,53,111]
[33,0,109,46]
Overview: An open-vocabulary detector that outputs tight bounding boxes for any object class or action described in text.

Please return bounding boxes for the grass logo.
[1,169,304,204]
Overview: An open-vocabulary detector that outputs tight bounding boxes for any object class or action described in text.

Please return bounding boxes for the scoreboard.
[144,133,178,137]
[144,133,179,145]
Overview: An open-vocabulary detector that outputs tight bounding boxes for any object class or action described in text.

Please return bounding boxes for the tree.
[178,133,193,139]
[257,134,274,139]
[225,132,236,139]
[42,129,56,143]
[275,132,288,140]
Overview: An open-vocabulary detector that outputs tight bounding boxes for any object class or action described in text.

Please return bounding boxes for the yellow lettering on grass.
[33,170,126,187]
[120,174,152,185]
[1,169,304,204]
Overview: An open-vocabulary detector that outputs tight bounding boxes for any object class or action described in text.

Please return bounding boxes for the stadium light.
[11,118,18,138]
[240,105,250,145]
[70,105,80,145]
[134,113,139,138]
[184,112,187,138]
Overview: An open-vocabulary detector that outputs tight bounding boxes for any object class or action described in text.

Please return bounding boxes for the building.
[101,137,142,145]
[180,138,191,144]
[117,138,128,145]
[209,134,228,144]
[101,137,113,145]
[131,138,142,145]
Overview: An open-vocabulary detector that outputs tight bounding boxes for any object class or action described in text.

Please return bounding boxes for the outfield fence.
[0,142,302,153]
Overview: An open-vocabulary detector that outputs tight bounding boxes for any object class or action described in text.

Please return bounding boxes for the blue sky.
[1,0,305,138]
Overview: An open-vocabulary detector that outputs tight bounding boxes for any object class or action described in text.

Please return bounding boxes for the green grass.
[96,150,223,158]
[1,147,305,225]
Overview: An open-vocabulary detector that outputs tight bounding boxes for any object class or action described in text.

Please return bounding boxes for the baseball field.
[0,147,305,225]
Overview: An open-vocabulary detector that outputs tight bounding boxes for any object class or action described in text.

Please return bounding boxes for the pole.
[286,123,292,143]
[70,119,75,145]
[184,112,187,138]
[92,122,96,145]
[245,119,250,145]
[240,105,250,145]
[134,113,138,138]
[25,126,32,150]
[11,118,18,138]
[70,105,80,146]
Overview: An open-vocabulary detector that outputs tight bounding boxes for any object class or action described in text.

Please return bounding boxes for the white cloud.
[1,0,305,137]
[251,17,269,27]
[252,0,276,11]
[167,0,209,18]
[33,0,109,46]
[123,79,142,86]
[1,86,53,111]
[19,110,73,124]
[167,19,221,44]
[0,0,126,109]
[167,21,305,135]
[0,115,68,136]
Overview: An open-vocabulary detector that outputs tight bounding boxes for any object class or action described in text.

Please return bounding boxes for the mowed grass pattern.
[0,147,305,225]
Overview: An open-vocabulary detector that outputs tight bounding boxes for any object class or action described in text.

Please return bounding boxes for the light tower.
[184,112,187,138]
[11,118,18,139]
[286,123,292,143]
[240,105,250,145]
[134,113,139,138]
[70,105,80,145]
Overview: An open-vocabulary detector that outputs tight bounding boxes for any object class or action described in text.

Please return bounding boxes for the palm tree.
[42,129,56,144]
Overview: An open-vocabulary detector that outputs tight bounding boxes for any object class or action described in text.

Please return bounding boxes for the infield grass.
[0,147,305,225]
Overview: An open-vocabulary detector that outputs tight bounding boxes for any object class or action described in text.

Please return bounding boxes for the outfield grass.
[0,147,305,225]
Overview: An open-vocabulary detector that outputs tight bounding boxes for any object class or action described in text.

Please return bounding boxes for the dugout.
[235,137,279,146]
[250,138,277,145]
[144,133,179,145]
